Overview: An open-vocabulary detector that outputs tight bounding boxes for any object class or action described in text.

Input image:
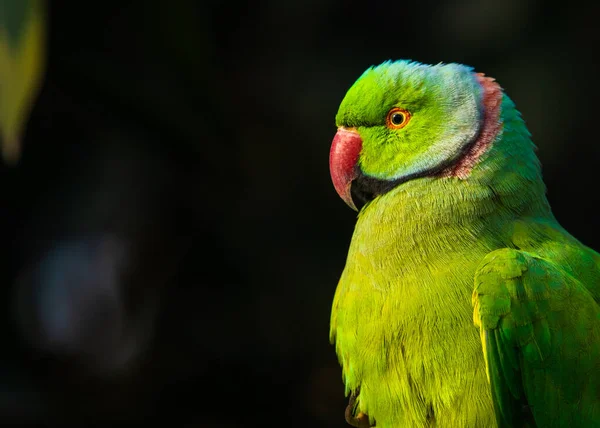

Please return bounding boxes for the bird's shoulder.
[508,217,600,302]
[472,218,600,427]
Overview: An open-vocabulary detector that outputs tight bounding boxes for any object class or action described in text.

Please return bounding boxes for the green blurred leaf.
[0,0,46,164]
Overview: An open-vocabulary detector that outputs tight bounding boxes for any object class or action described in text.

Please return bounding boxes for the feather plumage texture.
[329,60,600,427]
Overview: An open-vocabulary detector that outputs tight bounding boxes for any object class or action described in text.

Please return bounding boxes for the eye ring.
[386,108,411,129]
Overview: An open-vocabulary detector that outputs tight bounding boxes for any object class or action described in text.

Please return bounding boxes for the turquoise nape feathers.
[328,60,600,428]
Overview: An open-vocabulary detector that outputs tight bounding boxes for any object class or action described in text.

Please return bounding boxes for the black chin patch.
[350,176,397,211]
[349,157,462,210]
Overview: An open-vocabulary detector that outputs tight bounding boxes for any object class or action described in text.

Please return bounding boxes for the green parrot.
[328,60,600,428]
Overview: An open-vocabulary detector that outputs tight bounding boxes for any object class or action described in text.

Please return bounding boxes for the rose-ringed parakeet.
[328,60,600,428]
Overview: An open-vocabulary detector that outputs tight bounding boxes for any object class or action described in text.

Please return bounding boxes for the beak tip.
[342,191,358,211]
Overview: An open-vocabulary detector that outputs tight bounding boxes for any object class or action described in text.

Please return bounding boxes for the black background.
[1,0,599,426]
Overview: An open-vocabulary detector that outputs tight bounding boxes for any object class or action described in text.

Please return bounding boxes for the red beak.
[329,127,362,211]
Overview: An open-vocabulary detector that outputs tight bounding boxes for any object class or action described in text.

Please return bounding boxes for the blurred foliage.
[0,0,45,164]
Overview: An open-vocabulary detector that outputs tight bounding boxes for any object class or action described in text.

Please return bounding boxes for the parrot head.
[330,60,503,211]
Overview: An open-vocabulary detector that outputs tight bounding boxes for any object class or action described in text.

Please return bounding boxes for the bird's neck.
[354,93,554,253]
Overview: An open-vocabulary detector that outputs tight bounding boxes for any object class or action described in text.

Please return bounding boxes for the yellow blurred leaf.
[0,0,46,164]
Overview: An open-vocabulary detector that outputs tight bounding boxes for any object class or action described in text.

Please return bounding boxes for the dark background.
[1,0,599,426]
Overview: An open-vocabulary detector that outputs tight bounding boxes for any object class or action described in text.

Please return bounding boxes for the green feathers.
[335,61,482,182]
[329,60,600,427]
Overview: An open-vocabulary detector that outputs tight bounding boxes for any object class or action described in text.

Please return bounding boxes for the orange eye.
[386,108,411,129]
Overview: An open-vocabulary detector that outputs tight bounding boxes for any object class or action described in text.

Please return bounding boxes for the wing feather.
[473,248,600,427]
